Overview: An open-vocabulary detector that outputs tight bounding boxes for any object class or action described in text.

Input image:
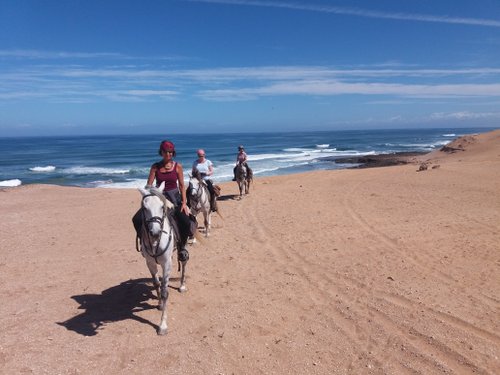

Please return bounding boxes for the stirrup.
[178,248,189,262]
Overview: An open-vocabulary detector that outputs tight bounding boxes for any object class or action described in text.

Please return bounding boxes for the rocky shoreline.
[331,151,426,168]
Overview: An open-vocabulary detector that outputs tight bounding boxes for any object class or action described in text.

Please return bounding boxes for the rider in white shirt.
[191,149,217,212]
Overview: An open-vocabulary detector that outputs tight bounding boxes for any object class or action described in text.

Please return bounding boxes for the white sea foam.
[398,141,448,149]
[434,140,450,146]
[29,165,56,172]
[248,153,297,161]
[0,179,22,187]
[316,144,329,149]
[97,179,145,189]
[253,166,282,175]
[63,166,131,175]
[443,133,456,137]
[283,147,309,152]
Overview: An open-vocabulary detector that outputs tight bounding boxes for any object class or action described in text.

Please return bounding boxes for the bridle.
[138,193,173,260]
[189,178,209,211]
[236,163,247,181]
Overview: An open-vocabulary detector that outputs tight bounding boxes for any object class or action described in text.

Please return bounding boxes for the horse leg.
[157,258,172,335]
[145,257,161,306]
[204,211,210,237]
[179,260,187,293]
[238,181,243,199]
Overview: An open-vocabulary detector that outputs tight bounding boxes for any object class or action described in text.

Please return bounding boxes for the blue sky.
[1,0,500,136]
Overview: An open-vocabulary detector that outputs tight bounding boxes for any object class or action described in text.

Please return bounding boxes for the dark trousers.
[132,205,191,246]
[205,179,215,196]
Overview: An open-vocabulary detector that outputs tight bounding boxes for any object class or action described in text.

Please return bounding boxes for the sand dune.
[1,130,499,374]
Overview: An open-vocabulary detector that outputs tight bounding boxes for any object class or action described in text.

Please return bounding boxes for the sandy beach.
[1,130,499,374]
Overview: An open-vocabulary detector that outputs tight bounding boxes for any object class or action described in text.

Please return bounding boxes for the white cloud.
[1,63,500,102]
[122,90,178,96]
[187,0,500,28]
[198,80,500,100]
[0,50,125,59]
[0,49,185,61]
[429,111,500,120]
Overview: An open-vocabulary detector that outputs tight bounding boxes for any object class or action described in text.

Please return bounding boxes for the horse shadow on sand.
[217,194,240,201]
[57,277,181,336]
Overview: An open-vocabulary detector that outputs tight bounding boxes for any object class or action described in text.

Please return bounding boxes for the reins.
[138,193,173,262]
[190,179,210,213]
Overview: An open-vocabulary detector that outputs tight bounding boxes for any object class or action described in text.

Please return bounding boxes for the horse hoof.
[179,285,187,293]
[157,327,168,335]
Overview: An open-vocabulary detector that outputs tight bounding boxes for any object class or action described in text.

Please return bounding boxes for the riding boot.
[178,241,189,262]
[210,194,217,212]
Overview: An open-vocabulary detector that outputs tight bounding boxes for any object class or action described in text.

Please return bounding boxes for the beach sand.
[1,130,499,374]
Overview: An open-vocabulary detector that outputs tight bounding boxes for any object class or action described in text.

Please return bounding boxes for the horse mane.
[148,187,174,210]
[191,169,202,181]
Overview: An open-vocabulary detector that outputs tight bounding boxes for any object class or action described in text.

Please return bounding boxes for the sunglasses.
[198,154,205,157]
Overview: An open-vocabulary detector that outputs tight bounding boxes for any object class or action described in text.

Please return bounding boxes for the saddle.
[213,184,221,197]
[167,209,197,244]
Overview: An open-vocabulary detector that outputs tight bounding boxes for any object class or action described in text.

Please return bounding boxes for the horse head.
[236,162,247,180]
[191,169,202,181]
[138,187,173,238]
[188,174,201,198]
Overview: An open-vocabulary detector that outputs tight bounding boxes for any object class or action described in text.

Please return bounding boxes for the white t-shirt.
[192,159,213,180]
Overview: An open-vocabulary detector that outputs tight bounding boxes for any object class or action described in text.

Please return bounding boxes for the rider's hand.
[181,202,190,215]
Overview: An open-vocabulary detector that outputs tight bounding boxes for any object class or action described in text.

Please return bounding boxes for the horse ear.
[138,187,149,196]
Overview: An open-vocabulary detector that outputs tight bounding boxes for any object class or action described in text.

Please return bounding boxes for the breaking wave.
[29,165,56,172]
[0,179,22,187]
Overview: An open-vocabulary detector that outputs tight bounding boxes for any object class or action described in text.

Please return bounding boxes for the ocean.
[0,128,493,188]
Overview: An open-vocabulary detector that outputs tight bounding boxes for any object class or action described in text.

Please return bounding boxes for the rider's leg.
[206,180,217,211]
[175,209,191,261]
[186,186,191,208]
[132,209,142,238]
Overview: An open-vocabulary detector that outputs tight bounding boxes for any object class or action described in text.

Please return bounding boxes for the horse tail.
[192,230,206,245]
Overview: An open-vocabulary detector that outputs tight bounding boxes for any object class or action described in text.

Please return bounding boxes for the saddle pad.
[213,185,222,197]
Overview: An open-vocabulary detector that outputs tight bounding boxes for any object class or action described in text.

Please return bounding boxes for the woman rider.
[233,145,252,181]
[191,149,217,212]
[132,140,191,262]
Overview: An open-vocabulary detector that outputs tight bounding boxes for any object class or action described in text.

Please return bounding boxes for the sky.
[1,0,500,136]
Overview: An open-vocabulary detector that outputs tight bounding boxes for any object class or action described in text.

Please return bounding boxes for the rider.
[191,149,217,212]
[132,140,191,262]
[232,145,252,181]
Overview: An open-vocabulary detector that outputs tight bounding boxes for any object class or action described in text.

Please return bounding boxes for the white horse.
[137,187,187,335]
[188,173,212,237]
[235,162,252,198]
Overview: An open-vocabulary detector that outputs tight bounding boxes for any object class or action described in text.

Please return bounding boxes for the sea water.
[0,128,493,188]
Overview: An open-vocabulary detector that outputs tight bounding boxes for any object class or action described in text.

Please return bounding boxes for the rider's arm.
[146,163,157,187]
[207,161,214,176]
[176,163,190,214]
